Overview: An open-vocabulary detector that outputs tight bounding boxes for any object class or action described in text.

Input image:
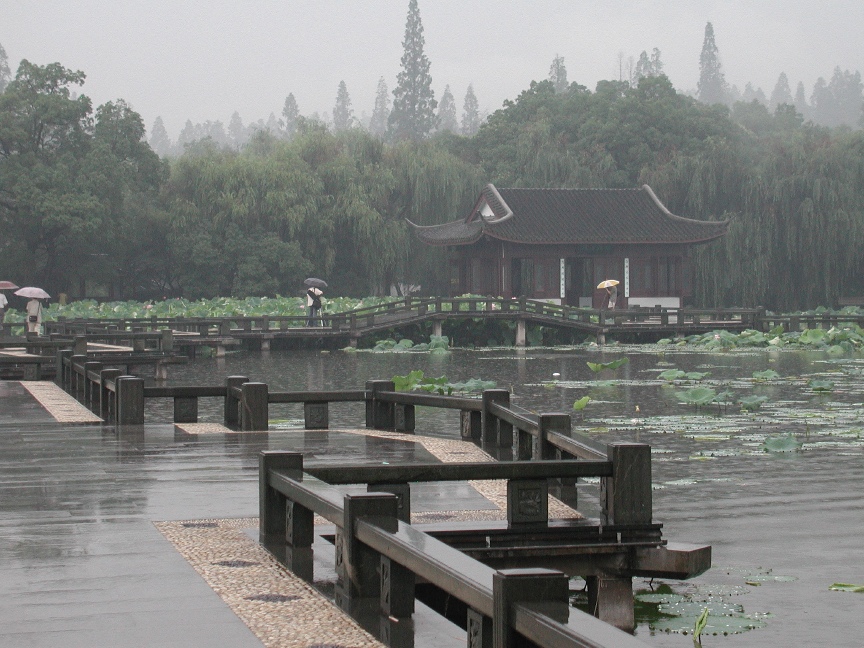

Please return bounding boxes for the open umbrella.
[0,281,18,290]
[304,278,328,289]
[14,287,50,299]
[596,279,619,289]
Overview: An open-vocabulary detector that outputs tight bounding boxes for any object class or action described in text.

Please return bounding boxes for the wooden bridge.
[40,296,771,349]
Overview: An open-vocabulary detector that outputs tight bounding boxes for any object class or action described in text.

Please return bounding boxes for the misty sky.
[5,1,863,138]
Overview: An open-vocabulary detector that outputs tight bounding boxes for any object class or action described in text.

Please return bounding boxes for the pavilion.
[410,184,728,308]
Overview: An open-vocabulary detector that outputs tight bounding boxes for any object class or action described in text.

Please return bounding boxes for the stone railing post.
[601,442,652,527]
[240,382,268,431]
[482,389,511,447]
[116,376,145,425]
[365,380,395,430]
[493,568,569,648]
[224,375,248,426]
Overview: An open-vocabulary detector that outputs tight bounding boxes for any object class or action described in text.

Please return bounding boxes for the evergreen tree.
[369,77,390,137]
[794,81,809,118]
[228,111,245,149]
[697,22,726,105]
[266,112,280,133]
[0,43,10,93]
[633,48,664,83]
[742,82,767,105]
[810,77,834,126]
[149,117,171,156]
[389,0,437,141]
[461,84,480,136]
[332,80,354,131]
[282,93,300,138]
[548,54,568,93]
[437,84,458,132]
[827,67,863,128]
[769,72,793,109]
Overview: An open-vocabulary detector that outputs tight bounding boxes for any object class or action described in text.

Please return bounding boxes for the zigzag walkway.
[43,297,763,349]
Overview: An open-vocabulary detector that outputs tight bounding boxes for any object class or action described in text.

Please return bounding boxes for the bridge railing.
[260,451,650,647]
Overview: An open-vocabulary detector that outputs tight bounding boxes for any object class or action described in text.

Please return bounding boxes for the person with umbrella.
[15,287,50,335]
[597,279,619,310]
[304,278,326,327]
[0,281,17,334]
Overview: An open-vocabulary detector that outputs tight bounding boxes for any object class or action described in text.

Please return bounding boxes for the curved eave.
[406,218,484,246]
[477,224,729,247]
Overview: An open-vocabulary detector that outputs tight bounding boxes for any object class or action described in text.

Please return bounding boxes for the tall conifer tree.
[0,43,10,93]
[461,84,480,136]
[148,117,171,156]
[333,81,354,131]
[282,94,300,137]
[389,0,437,141]
[369,77,390,137]
[697,22,726,105]
[437,85,458,133]
[548,55,568,93]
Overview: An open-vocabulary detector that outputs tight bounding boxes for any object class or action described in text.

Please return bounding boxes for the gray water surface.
[159,344,864,647]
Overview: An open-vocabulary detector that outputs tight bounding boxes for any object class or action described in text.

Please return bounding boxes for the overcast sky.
[4,1,863,139]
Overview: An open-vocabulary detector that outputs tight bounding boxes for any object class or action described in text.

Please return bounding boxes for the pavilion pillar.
[515,319,527,347]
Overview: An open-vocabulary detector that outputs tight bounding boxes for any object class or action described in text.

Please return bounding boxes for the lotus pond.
[157,340,863,647]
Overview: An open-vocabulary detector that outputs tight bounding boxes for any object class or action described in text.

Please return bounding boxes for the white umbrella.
[14,287,50,299]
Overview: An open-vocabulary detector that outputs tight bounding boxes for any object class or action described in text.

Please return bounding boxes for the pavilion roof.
[409,184,729,247]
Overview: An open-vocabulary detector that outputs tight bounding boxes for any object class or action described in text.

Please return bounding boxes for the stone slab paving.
[1,383,581,648]
[19,380,103,423]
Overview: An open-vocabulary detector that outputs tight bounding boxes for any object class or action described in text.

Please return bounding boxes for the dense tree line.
[3,20,864,309]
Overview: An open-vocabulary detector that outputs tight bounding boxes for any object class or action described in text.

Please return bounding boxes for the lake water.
[158,343,864,647]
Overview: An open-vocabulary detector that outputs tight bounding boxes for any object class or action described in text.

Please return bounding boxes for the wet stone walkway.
[0,381,560,647]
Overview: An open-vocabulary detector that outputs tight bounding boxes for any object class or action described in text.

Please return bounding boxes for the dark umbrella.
[304,278,328,289]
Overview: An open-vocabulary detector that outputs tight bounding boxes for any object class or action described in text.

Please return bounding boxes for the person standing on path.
[0,291,7,334]
[306,287,323,326]
[605,284,618,310]
[25,298,43,334]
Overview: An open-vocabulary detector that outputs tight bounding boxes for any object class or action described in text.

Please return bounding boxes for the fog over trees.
[2,5,864,310]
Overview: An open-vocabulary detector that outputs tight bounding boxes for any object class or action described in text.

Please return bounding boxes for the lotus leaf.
[762,434,802,452]
[658,369,686,381]
[586,357,629,372]
[752,369,781,381]
[799,328,827,345]
[739,396,769,411]
[572,396,590,411]
[809,380,834,392]
[829,583,864,592]
[676,387,718,406]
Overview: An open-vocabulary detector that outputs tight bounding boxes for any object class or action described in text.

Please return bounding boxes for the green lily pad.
[676,387,718,406]
[763,434,802,452]
[753,369,781,381]
[829,583,864,592]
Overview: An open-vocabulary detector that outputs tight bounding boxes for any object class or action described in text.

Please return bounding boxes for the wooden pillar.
[339,492,399,600]
[493,568,569,648]
[537,413,569,460]
[258,451,304,544]
[161,329,174,352]
[240,382,269,431]
[365,380,395,430]
[587,575,635,632]
[116,376,145,425]
[83,361,102,407]
[394,403,415,432]
[56,349,72,387]
[460,409,482,441]
[224,375,248,426]
[100,368,122,420]
[482,389,512,447]
[601,442,652,527]
[303,401,329,429]
[515,319,526,347]
[173,397,198,423]
[432,319,443,338]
